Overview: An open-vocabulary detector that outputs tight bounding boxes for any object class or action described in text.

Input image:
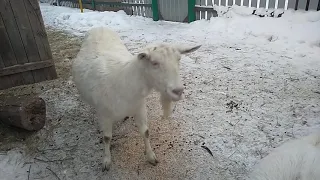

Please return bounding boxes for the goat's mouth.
[166,89,184,101]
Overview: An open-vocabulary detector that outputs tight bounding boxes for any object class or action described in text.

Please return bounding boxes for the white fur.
[71,27,201,171]
[248,132,320,180]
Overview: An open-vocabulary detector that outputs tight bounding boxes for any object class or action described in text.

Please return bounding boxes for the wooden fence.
[0,0,57,90]
[194,0,320,20]
[42,0,320,22]
[45,0,155,19]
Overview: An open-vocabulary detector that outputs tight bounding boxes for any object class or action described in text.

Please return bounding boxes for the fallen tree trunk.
[0,95,46,131]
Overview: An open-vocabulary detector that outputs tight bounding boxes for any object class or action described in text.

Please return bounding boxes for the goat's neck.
[120,58,151,98]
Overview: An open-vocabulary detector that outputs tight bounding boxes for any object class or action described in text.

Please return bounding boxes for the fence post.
[91,0,96,10]
[188,0,196,23]
[152,0,159,21]
[78,0,83,12]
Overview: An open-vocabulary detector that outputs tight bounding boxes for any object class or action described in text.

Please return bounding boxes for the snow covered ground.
[1,3,320,180]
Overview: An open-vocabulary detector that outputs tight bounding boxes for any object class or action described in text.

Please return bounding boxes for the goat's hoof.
[146,151,159,166]
[102,157,111,172]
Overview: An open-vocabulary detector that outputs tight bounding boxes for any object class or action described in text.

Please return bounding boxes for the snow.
[0,150,30,180]
[1,3,320,180]
[40,3,320,70]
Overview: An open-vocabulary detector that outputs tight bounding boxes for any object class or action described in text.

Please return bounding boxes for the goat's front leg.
[134,101,159,165]
[98,113,113,171]
[160,93,172,119]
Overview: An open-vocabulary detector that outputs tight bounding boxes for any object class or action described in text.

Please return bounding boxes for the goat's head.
[137,43,201,101]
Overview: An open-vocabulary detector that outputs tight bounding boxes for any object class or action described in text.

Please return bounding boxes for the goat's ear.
[176,45,201,54]
[137,52,150,61]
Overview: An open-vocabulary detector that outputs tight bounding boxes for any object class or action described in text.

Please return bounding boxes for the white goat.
[71,27,201,171]
[248,132,320,180]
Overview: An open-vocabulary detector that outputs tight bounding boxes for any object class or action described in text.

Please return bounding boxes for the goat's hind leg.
[98,113,113,171]
[134,101,159,165]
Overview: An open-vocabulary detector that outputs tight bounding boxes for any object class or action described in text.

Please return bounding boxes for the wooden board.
[0,60,54,77]
[0,0,57,90]
[0,12,26,88]
[0,55,13,89]
[10,0,46,83]
[24,0,57,81]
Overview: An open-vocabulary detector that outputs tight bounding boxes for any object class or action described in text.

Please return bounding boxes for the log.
[0,95,46,131]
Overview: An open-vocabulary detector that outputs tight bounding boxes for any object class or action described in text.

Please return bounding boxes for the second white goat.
[248,132,320,180]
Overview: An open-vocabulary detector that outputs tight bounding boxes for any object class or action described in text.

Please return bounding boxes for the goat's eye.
[151,61,159,67]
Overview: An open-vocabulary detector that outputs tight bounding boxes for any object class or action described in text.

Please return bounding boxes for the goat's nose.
[172,87,184,96]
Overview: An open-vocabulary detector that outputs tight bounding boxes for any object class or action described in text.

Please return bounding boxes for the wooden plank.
[24,0,49,63]
[0,14,17,67]
[259,0,267,8]
[269,0,276,9]
[243,0,249,6]
[139,0,143,16]
[207,0,214,19]
[10,0,46,84]
[278,0,286,9]
[0,55,13,90]
[28,0,53,60]
[295,0,300,9]
[251,0,258,8]
[196,0,201,20]
[308,0,318,10]
[298,0,307,10]
[143,0,149,18]
[26,0,57,81]
[149,5,153,18]
[0,54,4,69]
[287,0,297,9]
[0,8,29,87]
[146,6,151,18]
[1,1,37,88]
[0,60,54,77]
[172,0,177,21]
[195,5,219,14]
[201,0,206,20]
[221,0,226,6]
[305,0,310,10]
[164,0,168,20]
[0,1,29,66]
[0,76,13,90]
[213,0,219,5]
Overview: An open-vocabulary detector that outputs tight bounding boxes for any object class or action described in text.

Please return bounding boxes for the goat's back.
[78,27,131,58]
[248,132,320,180]
[72,27,134,110]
